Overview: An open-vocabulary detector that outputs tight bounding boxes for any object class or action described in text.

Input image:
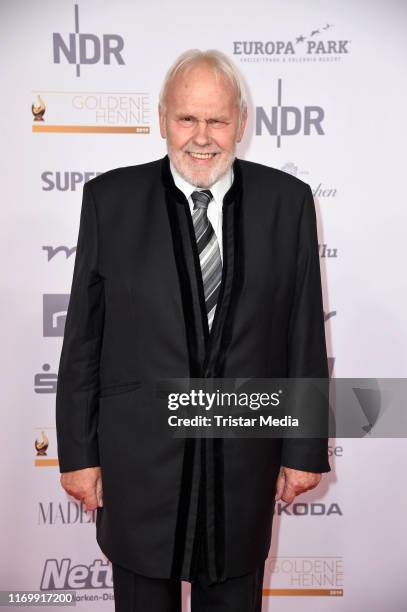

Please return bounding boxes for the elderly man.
[56,49,330,611]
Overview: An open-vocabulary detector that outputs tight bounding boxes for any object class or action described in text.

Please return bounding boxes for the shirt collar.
[169,160,234,207]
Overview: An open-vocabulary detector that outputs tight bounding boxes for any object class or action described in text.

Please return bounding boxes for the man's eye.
[208,119,226,128]
[179,117,195,125]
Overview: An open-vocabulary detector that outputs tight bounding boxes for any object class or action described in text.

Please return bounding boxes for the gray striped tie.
[191,190,222,331]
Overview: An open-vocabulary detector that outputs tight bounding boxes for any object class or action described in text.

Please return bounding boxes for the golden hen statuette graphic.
[35,431,49,456]
[32,95,46,122]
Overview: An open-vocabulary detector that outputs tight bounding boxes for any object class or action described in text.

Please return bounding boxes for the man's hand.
[60,467,103,511]
[274,466,322,504]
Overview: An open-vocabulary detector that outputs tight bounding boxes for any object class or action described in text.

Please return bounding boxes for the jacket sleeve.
[56,181,105,473]
[281,184,331,473]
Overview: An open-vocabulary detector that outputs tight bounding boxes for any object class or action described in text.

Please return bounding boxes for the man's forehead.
[168,66,236,101]
[171,98,233,117]
[167,77,236,115]
[175,62,230,85]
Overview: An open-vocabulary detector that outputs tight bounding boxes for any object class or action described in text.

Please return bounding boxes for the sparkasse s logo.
[53,4,125,77]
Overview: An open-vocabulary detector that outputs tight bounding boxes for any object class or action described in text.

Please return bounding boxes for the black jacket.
[56,155,330,582]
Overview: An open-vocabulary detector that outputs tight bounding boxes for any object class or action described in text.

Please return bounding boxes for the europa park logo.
[233,23,351,63]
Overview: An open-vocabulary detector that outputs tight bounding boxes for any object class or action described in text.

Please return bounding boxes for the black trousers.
[112,526,265,611]
[112,441,265,611]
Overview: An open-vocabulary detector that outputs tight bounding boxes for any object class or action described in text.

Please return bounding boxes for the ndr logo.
[256,79,324,147]
[53,4,124,77]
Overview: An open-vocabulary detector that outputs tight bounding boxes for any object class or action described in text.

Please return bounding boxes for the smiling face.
[159,62,247,188]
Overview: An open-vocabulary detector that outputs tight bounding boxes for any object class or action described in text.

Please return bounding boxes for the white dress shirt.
[169,161,234,264]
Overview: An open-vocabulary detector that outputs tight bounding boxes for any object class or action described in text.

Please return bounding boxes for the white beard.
[167,144,235,188]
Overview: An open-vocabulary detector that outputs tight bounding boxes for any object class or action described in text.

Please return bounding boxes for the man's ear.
[158,105,167,139]
[236,108,247,143]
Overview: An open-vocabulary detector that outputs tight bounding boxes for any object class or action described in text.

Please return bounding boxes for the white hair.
[158,49,248,121]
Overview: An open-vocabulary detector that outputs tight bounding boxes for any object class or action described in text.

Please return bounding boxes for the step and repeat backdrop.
[1,0,407,610]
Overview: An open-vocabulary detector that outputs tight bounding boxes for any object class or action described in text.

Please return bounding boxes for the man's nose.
[193,120,211,146]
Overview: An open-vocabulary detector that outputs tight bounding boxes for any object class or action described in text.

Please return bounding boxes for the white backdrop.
[1,0,407,610]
